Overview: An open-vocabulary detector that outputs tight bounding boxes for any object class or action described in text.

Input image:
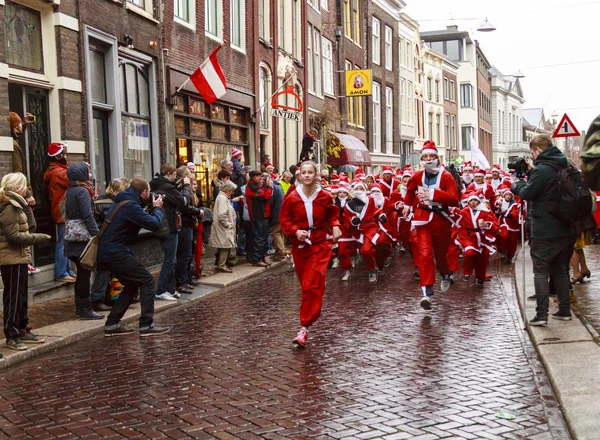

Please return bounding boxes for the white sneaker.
[368,270,378,284]
[420,296,432,310]
[440,277,451,293]
[331,258,339,269]
[171,292,182,299]
[155,292,177,301]
[342,270,351,281]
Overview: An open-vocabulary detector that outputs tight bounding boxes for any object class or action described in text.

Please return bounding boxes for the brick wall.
[0,78,9,136]
[56,27,80,79]
[0,152,12,179]
[59,90,84,141]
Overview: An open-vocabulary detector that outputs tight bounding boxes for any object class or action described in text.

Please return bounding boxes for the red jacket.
[245,179,273,221]
[44,163,69,223]
[378,177,400,199]
[453,206,499,253]
[342,196,385,244]
[404,170,459,228]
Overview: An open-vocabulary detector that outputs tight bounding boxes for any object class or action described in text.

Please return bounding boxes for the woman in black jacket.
[64,163,103,319]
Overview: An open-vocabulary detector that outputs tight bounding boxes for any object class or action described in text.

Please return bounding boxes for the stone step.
[0,279,73,312]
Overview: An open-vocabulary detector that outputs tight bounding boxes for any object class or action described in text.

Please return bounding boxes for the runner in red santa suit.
[337,183,359,282]
[489,165,505,192]
[498,190,521,263]
[453,191,499,284]
[369,184,395,270]
[460,161,475,193]
[379,165,401,199]
[342,181,387,284]
[280,161,342,348]
[464,168,494,201]
[403,140,459,309]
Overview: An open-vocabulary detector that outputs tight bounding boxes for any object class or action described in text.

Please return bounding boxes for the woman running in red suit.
[403,141,459,310]
[498,190,521,262]
[280,161,342,348]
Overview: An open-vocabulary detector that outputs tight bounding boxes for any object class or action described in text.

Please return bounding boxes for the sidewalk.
[0,258,288,370]
[515,244,600,440]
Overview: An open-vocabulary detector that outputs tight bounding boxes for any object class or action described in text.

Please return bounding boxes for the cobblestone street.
[570,244,600,336]
[0,255,570,439]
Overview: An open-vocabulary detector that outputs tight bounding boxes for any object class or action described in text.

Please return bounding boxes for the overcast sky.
[404,0,600,135]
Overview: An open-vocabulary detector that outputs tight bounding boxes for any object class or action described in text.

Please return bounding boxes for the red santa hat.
[420,140,439,157]
[339,183,351,193]
[466,190,484,203]
[339,174,349,183]
[402,168,413,178]
[271,173,279,179]
[366,173,375,181]
[47,142,66,157]
[395,168,403,176]
[295,169,301,176]
[463,161,473,171]
[492,164,501,171]
[265,162,274,169]
[352,180,367,191]
[232,148,243,159]
[382,165,394,175]
[485,170,493,179]
[331,173,340,181]
[330,185,340,193]
[370,183,382,193]
[358,173,367,181]
[473,168,485,177]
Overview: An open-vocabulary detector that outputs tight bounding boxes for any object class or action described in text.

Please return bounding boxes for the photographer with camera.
[149,164,191,301]
[511,135,575,326]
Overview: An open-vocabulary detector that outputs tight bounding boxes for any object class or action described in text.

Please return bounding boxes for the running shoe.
[368,270,378,284]
[420,296,432,310]
[27,265,40,274]
[440,275,452,292]
[292,327,308,348]
[342,270,351,281]
[155,292,177,301]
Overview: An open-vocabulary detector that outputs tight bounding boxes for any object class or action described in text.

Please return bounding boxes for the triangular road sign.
[552,113,581,138]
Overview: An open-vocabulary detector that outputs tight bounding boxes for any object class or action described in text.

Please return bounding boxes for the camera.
[508,157,529,176]
[149,192,164,200]
[25,114,36,123]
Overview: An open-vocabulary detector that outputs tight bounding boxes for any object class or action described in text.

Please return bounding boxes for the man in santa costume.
[464,168,494,202]
[498,190,521,262]
[336,184,358,282]
[453,191,499,284]
[490,164,505,192]
[379,165,401,199]
[461,162,475,192]
[341,181,388,284]
[403,140,459,309]
[370,184,396,268]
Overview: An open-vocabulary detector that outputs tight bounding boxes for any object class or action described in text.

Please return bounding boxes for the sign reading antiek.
[345,69,372,97]
[271,86,303,122]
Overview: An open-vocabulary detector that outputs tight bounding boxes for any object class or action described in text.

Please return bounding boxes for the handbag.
[80,200,130,271]
[65,219,92,242]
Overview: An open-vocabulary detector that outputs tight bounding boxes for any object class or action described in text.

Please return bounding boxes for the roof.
[522,108,544,127]
[420,26,473,44]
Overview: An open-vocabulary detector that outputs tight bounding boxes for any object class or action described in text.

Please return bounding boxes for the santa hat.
[466,190,483,203]
[356,166,365,174]
[271,173,279,179]
[463,161,473,171]
[187,162,195,168]
[295,169,301,176]
[366,173,375,181]
[265,161,274,168]
[338,183,350,193]
[402,168,413,178]
[382,165,394,175]
[395,168,403,175]
[370,183,382,193]
[485,171,493,179]
[330,185,340,193]
[473,168,485,177]
[232,148,243,159]
[339,174,349,183]
[421,140,439,157]
[331,173,340,181]
[492,164,501,171]
[357,173,366,181]
[47,142,66,157]
[9,112,21,128]
[352,180,366,191]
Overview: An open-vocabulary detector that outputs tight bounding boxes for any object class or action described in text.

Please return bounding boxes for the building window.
[259,66,271,130]
[460,84,473,108]
[386,87,393,154]
[451,115,457,150]
[436,114,441,145]
[400,79,405,123]
[205,0,220,38]
[428,113,433,140]
[372,18,380,65]
[344,0,352,39]
[385,26,393,71]
[435,80,440,103]
[345,60,354,125]
[398,36,404,66]
[449,80,455,101]
[313,28,322,97]
[308,0,319,12]
[307,25,314,93]
[427,77,432,100]
[175,0,189,21]
[258,0,269,40]
[322,38,334,96]
[230,0,245,50]
[407,81,413,125]
[373,82,381,152]
[445,114,450,149]
[321,0,328,11]
[4,1,43,72]
[443,78,449,100]
[462,126,474,150]
[352,0,360,45]
[292,0,301,58]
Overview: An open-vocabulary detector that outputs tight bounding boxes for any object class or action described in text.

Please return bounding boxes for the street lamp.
[513,69,525,79]
[477,18,496,32]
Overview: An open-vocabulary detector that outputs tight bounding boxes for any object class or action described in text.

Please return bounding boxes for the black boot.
[76,298,104,320]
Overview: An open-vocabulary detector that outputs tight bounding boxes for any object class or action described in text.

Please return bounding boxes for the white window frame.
[373,82,381,152]
[174,0,196,30]
[451,115,457,150]
[258,0,270,41]
[398,36,404,67]
[322,38,334,96]
[205,0,223,41]
[307,24,314,93]
[321,0,328,10]
[400,78,405,123]
[312,27,323,97]
[443,78,449,100]
[385,87,393,154]
[308,0,320,13]
[372,18,380,65]
[230,0,246,52]
[406,41,412,69]
[259,64,272,131]
[407,81,413,125]
[384,26,392,71]
[126,0,154,18]
[460,83,473,108]
[449,80,455,101]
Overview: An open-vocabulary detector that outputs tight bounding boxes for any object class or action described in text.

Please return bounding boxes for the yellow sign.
[345,69,372,97]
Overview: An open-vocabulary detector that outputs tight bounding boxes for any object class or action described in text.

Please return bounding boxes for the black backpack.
[544,162,594,224]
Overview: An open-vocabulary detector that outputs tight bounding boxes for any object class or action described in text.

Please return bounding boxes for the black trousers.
[69,257,92,301]
[1,264,29,339]
[250,219,270,263]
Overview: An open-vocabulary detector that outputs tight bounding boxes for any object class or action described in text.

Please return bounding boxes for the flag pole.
[252,73,294,117]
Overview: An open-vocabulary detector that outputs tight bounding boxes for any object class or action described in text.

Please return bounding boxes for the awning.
[327,132,372,167]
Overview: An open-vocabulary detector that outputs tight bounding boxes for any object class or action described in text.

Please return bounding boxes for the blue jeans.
[175,227,193,286]
[54,223,70,279]
[157,232,178,295]
[250,220,270,263]
[90,270,111,303]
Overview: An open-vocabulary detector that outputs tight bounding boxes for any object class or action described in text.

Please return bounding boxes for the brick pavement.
[0,255,570,439]
[570,244,600,335]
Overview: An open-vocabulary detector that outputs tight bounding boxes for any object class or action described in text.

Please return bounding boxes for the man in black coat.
[299,129,319,163]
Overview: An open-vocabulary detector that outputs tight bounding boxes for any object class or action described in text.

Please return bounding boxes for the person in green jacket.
[512,134,575,326]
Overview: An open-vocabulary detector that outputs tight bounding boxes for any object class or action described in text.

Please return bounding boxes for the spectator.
[512,135,575,325]
[64,163,103,320]
[90,178,130,311]
[246,170,273,267]
[269,173,285,261]
[44,142,75,283]
[150,164,191,301]
[212,160,234,199]
[9,111,34,174]
[299,128,319,162]
[98,178,169,337]
[231,148,245,187]
[212,169,232,201]
[187,162,196,177]
[209,181,238,273]
[239,180,253,258]
[175,166,204,294]
[280,171,293,194]
[0,172,51,350]
[289,165,298,184]
[261,155,271,173]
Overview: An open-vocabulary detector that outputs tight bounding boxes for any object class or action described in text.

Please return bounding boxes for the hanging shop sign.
[345,69,372,96]
[271,86,303,122]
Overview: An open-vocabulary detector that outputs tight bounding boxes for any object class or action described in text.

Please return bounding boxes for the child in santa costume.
[498,190,521,262]
[379,165,401,199]
[369,184,395,270]
[341,181,387,284]
[453,191,499,284]
[280,161,342,348]
[403,141,459,309]
[464,168,494,202]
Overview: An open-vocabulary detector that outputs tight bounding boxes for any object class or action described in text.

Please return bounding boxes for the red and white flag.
[190,45,227,105]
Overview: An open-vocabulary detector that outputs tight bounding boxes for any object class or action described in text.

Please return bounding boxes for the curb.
[0,260,286,371]
[514,245,600,440]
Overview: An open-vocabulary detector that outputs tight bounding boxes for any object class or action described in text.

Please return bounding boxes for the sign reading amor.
[271,85,303,122]
[345,69,372,96]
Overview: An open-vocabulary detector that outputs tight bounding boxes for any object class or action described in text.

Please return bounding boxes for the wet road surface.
[0,254,570,439]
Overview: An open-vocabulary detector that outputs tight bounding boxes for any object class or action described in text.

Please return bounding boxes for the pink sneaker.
[292,327,308,348]
[28,265,40,274]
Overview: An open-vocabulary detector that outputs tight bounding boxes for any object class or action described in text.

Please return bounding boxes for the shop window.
[174,94,186,112]
[191,120,208,138]
[230,108,246,124]
[4,1,43,72]
[211,104,226,120]
[175,117,188,135]
[190,99,207,116]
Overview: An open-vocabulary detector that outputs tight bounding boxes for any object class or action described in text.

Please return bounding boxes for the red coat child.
[379,165,401,199]
[498,193,521,260]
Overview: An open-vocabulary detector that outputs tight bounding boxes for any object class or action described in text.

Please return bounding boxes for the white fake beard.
[475,202,490,212]
[462,174,473,184]
[501,200,509,213]
[421,159,441,174]
[339,198,347,208]
[400,185,407,198]
[372,193,384,208]
[354,191,368,204]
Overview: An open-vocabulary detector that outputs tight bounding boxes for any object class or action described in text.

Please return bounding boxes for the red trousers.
[292,241,332,328]
[338,240,357,271]
[414,215,452,287]
[360,240,377,271]
[499,230,518,259]
[375,242,392,270]
[463,249,490,281]
[447,241,462,273]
